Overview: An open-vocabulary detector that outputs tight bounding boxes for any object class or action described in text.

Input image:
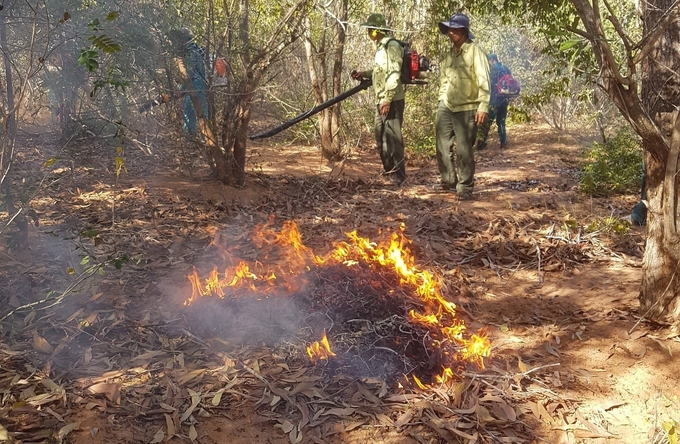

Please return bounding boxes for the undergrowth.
[579,129,643,196]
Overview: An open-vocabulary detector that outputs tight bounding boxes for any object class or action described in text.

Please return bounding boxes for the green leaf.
[43,158,57,167]
[81,229,99,238]
[106,11,119,20]
[80,256,90,266]
[78,50,99,72]
[89,35,122,53]
[559,39,580,51]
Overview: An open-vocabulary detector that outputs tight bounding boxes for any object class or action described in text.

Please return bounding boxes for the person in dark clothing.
[352,13,406,185]
[476,53,511,150]
[631,162,647,226]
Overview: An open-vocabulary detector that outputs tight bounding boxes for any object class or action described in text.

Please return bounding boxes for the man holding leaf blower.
[352,13,407,185]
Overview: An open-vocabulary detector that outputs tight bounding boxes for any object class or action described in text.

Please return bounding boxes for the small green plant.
[586,216,631,234]
[579,128,643,196]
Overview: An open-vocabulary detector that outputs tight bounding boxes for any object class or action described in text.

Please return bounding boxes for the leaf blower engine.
[398,40,430,84]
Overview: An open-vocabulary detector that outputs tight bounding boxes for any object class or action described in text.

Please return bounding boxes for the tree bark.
[303,0,346,161]
[229,74,256,187]
[176,56,229,182]
[0,4,28,247]
[637,0,680,325]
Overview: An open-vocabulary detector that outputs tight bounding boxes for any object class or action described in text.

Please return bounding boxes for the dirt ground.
[1,121,680,444]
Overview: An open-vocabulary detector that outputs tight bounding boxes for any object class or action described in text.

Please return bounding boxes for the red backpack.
[497,73,520,97]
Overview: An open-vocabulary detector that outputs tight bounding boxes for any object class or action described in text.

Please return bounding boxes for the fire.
[306,332,337,363]
[459,332,492,369]
[186,220,492,381]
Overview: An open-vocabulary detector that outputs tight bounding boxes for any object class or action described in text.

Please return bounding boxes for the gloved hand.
[351,70,364,80]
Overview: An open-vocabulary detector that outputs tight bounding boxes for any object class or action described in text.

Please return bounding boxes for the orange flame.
[306,332,336,363]
[186,220,492,375]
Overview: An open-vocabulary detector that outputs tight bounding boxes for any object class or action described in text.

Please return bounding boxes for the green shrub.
[579,129,643,196]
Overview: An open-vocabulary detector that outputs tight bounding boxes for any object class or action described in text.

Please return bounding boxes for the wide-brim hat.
[438,13,475,40]
[360,13,392,31]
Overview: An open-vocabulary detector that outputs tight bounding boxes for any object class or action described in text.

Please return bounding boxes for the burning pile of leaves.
[183,218,490,384]
[170,219,543,442]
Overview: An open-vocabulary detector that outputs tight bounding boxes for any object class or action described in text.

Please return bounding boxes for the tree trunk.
[569,0,680,325]
[0,4,28,248]
[176,56,229,182]
[209,0,311,187]
[213,0,253,187]
[231,75,256,187]
[638,0,680,325]
[303,0,346,161]
[322,0,346,161]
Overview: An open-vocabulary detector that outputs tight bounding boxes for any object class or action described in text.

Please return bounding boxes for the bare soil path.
[1,123,679,444]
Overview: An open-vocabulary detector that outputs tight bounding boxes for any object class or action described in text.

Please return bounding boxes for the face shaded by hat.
[438,13,475,41]
[361,13,391,32]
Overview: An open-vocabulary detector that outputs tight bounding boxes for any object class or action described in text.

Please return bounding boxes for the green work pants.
[374,99,406,182]
[435,102,477,195]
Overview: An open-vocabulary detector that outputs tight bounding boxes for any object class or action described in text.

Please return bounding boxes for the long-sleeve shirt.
[365,36,405,105]
[438,40,490,114]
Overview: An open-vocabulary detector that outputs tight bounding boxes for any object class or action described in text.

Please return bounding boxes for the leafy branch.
[77,12,122,73]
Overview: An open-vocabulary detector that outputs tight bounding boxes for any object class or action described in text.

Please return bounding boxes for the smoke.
[179,282,315,348]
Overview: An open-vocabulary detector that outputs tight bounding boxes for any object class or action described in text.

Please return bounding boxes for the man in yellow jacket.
[435,13,490,199]
[353,13,406,185]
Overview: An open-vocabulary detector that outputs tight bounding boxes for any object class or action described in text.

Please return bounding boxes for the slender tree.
[215,0,313,186]
[0,0,42,245]
[303,0,347,160]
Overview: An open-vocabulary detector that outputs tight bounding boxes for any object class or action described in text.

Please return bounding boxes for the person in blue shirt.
[476,53,511,150]
[169,28,209,135]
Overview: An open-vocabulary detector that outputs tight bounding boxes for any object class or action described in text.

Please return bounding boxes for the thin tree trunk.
[325,0,347,161]
[0,5,28,247]
[303,3,346,161]
[231,76,255,187]
[176,57,229,181]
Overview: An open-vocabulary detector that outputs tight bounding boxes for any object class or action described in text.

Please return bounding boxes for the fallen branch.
[0,260,108,322]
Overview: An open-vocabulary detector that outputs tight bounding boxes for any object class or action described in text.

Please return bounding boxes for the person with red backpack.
[476,53,513,150]
[352,13,406,185]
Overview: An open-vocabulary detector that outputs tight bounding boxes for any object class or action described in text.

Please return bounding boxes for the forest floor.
[1,121,680,444]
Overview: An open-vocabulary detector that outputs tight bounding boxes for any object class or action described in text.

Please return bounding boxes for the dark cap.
[438,13,475,40]
[488,53,499,62]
